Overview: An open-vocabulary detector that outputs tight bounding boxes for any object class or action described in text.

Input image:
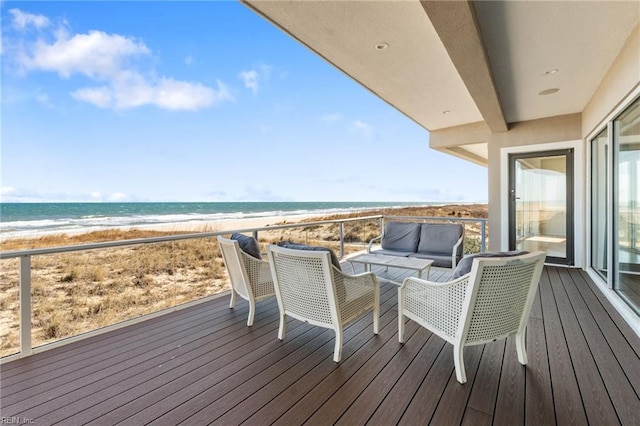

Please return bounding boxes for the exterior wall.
[583,24,640,138]
[486,114,582,252]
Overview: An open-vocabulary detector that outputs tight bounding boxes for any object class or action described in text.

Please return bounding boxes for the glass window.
[614,97,640,313]
[591,128,608,279]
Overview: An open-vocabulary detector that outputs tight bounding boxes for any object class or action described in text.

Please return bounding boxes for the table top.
[348,253,433,271]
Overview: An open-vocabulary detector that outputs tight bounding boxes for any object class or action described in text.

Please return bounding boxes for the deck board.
[525,317,556,425]
[2,266,640,425]
[548,266,620,425]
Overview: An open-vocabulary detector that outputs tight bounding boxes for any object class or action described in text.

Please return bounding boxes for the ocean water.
[0,202,427,239]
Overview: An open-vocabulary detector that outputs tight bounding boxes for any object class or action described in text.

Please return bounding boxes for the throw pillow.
[452,250,528,279]
[277,241,342,271]
[231,233,262,260]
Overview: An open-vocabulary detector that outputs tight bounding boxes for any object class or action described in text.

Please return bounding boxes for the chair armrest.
[451,235,464,269]
[337,269,378,289]
[399,275,470,340]
[367,235,382,253]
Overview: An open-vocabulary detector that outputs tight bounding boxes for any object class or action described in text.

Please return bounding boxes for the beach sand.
[132,213,320,233]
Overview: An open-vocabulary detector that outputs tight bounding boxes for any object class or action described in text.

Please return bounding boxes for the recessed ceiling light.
[375,42,389,50]
[538,88,559,96]
[442,110,450,114]
[543,68,559,75]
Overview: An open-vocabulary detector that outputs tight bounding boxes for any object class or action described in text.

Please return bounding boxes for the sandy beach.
[130,213,321,233]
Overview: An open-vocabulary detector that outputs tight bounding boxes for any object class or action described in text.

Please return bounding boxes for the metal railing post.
[339,222,344,258]
[20,255,32,356]
[481,220,487,253]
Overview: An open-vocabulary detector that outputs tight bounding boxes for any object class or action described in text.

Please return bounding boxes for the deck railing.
[0,215,487,362]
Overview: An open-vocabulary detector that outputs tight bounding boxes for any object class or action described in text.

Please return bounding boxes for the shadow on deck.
[1,266,639,425]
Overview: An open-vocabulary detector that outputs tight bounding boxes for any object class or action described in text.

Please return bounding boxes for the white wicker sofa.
[367,221,464,269]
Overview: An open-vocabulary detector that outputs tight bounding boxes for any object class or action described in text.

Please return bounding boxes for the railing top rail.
[0,215,385,259]
[384,215,488,224]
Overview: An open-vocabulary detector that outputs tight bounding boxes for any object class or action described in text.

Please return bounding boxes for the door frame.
[500,140,584,267]
[508,149,575,265]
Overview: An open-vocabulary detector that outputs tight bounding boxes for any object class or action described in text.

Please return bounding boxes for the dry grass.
[0,204,487,357]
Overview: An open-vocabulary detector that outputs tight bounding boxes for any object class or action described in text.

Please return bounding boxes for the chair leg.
[398,288,405,343]
[229,289,236,308]
[373,305,379,335]
[373,287,380,335]
[453,344,467,384]
[333,328,343,362]
[398,315,405,344]
[278,313,287,341]
[516,330,528,365]
[247,301,255,327]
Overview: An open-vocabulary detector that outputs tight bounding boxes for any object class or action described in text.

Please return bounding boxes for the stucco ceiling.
[475,1,639,124]
[243,0,639,134]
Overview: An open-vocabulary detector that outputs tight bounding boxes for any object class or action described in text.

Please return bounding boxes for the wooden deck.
[1,265,639,425]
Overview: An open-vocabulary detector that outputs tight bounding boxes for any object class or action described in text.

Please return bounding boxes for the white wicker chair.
[267,244,380,362]
[398,251,546,383]
[217,236,275,326]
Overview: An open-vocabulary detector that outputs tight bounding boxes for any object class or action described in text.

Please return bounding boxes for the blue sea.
[0,202,430,239]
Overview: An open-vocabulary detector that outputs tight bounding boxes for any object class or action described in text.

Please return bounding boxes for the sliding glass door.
[591,95,640,315]
[614,98,640,312]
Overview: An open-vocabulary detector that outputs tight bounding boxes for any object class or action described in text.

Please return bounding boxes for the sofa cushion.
[231,233,262,260]
[381,222,421,253]
[451,250,529,279]
[409,252,455,268]
[277,241,342,271]
[417,223,464,255]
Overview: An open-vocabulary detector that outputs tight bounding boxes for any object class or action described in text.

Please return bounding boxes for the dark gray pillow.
[277,241,342,271]
[231,233,262,260]
[451,250,529,279]
[381,222,421,253]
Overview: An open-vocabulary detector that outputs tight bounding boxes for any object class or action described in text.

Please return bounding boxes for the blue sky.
[1,1,487,203]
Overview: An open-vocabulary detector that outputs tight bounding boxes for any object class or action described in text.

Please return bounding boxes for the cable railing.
[0,214,487,362]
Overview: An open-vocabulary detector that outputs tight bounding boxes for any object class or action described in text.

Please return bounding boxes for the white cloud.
[238,63,273,95]
[239,70,259,94]
[9,9,50,30]
[350,120,374,138]
[1,186,17,195]
[90,191,102,200]
[19,30,150,79]
[71,86,113,108]
[4,10,233,111]
[155,78,232,111]
[109,192,127,201]
[71,78,233,111]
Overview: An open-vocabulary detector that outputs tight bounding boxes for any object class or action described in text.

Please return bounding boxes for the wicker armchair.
[217,236,275,326]
[267,244,380,362]
[398,251,545,383]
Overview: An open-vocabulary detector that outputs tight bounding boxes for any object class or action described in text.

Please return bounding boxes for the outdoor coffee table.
[347,253,433,285]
